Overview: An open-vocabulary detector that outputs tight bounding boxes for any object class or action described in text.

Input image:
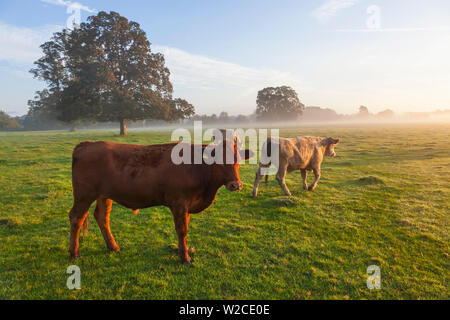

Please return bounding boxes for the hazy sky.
[1,0,450,116]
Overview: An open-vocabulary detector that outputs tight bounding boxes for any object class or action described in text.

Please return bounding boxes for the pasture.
[0,123,448,299]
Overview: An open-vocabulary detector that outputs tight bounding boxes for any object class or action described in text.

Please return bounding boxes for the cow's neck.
[317,142,327,157]
[187,164,224,213]
[204,164,226,192]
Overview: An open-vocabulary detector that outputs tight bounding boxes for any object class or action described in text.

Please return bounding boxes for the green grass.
[0,124,449,299]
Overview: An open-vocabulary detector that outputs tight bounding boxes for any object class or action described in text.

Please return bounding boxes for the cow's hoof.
[108,245,121,253]
[181,256,193,265]
[69,252,80,259]
[308,186,315,191]
[303,185,308,190]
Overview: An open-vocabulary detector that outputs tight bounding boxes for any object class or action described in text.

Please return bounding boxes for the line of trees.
[191,112,255,124]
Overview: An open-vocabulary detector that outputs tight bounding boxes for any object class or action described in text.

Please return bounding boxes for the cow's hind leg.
[94,198,120,253]
[171,207,192,264]
[69,200,93,259]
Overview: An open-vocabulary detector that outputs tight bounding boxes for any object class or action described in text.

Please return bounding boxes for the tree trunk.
[120,119,127,136]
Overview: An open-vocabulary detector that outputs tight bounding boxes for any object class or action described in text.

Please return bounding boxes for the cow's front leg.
[252,166,264,198]
[94,198,120,253]
[308,168,321,191]
[300,169,308,190]
[276,161,291,196]
[171,208,192,264]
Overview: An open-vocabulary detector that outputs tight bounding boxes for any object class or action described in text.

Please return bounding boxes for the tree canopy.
[168,98,195,121]
[256,86,305,121]
[358,105,370,115]
[29,11,194,135]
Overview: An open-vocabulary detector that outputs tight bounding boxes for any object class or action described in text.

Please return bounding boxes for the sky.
[1,0,450,116]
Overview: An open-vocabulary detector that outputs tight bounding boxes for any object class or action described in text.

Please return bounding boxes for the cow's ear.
[327,137,339,145]
[240,149,254,160]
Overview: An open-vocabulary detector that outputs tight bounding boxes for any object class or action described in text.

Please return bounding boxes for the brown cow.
[252,136,339,197]
[69,138,253,264]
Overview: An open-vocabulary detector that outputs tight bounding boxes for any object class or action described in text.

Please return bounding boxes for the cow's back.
[73,141,175,176]
[277,137,322,171]
[71,141,220,210]
[72,141,180,208]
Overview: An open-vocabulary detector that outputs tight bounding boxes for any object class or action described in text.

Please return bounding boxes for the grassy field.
[0,123,448,300]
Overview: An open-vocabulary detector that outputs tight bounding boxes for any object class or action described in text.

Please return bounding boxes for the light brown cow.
[252,136,339,197]
[69,138,253,264]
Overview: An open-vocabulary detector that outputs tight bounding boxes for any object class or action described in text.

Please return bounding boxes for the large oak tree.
[30,11,193,135]
[256,86,305,121]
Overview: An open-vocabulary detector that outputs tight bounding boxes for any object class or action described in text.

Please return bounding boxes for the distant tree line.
[4,102,450,132]
[190,112,256,125]
[300,105,398,122]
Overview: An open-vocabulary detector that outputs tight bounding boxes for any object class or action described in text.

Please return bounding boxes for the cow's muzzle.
[226,181,243,191]
[327,151,336,157]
